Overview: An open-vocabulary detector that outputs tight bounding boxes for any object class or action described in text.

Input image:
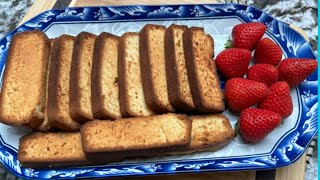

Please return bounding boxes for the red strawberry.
[247,64,278,86]
[254,38,282,66]
[225,78,269,112]
[216,48,251,79]
[258,81,293,118]
[278,58,317,87]
[232,22,267,51]
[239,108,282,143]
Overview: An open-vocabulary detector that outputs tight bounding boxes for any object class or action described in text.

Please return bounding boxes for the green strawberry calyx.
[224,37,233,49]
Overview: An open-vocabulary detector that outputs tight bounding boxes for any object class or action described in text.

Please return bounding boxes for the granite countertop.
[0,0,318,180]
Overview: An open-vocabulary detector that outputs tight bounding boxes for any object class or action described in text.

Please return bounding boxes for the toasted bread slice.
[81,113,192,158]
[92,33,121,119]
[165,24,195,112]
[70,32,96,123]
[47,35,81,131]
[188,114,234,152]
[18,132,124,168]
[140,24,174,113]
[0,30,50,128]
[183,27,225,113]
[118,32,154,117]
[18,132,87,168]
[35,39,56,132]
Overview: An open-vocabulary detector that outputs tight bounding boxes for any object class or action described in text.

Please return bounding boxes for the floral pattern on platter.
[0,4,317,179]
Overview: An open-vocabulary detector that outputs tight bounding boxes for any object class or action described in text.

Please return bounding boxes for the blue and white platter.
[0,3,317,179]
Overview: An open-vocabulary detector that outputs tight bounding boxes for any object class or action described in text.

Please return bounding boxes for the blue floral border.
[0,4,317,179]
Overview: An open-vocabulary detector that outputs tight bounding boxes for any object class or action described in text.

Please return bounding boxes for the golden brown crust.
[165,24,195,112]
[70,32,96,123]
[118,32,154,117]
[183,28,202,112]
[139,27,153,111]
[80,113,192,158]
[202,35,225,111]
[0,30,50,128]
[91,32,121,119]
[118,33,130,118]
[183,27,225,113]
[84,145,190,159]
[139,24,174,113]
[34,38,56,132]
[47,35,81,131]
[47,37,64,129]
[167,138,233,155]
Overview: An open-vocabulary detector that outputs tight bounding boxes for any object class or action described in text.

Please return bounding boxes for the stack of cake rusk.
[0,24,234,168]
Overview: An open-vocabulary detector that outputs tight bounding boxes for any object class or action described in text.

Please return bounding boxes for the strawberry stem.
[234,120,240,136]
[224,37,233,49]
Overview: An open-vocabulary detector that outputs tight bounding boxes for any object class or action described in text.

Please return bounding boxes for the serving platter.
[0,3,317,179]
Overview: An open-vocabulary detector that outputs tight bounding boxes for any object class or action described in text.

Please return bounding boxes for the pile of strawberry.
[215,22,317,143]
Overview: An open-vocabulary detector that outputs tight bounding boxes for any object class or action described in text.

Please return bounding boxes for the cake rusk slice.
[118,32,154,117]
[91,33,121,119]
[0,30,50,128]
[183,27,225,113]
[18,132,125,168]
[47,35,81,131]
[187,114,234,152]
[80,113,192,158]
[139,24,174,113]
[18,132,87,168]
[35,38,56,132]
[70,32,96,123]
[165,24,195,112]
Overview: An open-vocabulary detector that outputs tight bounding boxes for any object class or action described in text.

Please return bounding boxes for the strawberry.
[225,78,269,112]
[215,48,251,79]
[239,108,282,143]
[232,22,267,51]
[258,81,293,118]
[247,64,278,86]
[254,38,282,66]
[278,58,317,87]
